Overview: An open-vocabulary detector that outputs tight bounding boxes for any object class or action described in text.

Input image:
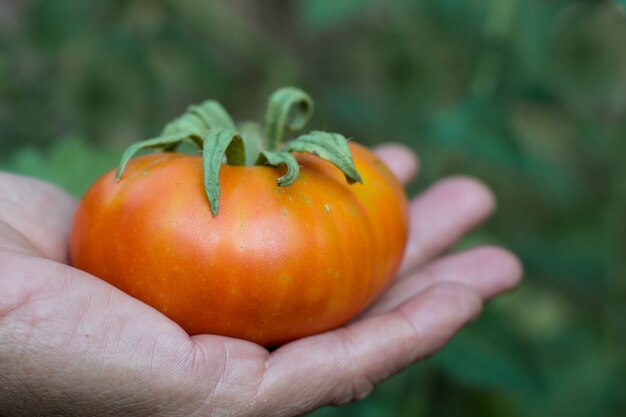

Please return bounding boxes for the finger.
[0,221,46,258]
[373,143,419,184]
[399,176,495,276]
[254,282,482,415]
[363,246,522,317]
[0,173,77,262]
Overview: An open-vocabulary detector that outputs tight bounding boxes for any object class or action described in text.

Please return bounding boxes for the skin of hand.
[0,144,522,417]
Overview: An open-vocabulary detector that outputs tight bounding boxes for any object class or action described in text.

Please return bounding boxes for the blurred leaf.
[298,0,372,31]
[548,1,626,119]
[434,316,539,396]
[429,97,523,169]
[1,137,119,196]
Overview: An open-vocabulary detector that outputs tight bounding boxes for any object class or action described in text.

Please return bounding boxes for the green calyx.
[115,87,363,216]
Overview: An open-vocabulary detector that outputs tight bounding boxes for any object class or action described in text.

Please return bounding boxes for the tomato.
[70,88,409,346]
[298,143,409,296]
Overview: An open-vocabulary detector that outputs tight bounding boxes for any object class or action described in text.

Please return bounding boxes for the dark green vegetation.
[1,1,625,416]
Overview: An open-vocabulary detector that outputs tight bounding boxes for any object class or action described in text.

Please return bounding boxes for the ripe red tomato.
[70,88,409,346]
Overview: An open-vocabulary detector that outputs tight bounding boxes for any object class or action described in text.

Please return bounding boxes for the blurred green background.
[1,0,625,416]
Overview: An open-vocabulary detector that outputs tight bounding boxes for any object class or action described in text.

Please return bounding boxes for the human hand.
[0,145,521,417]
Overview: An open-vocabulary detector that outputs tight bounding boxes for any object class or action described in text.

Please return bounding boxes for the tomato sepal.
[202,129,246,216]
[258,150,300,186]
[115,133,196,181]
[114,87,365,217]
[288,131,363,184]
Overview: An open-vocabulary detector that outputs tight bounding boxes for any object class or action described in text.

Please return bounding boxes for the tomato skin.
[70,144,408,346]
[298,143,410,300]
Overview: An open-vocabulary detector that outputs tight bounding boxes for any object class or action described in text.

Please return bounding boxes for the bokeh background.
[2,1,625,416]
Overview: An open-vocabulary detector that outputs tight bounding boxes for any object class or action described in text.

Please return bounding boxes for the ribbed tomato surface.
[70,143,408,346]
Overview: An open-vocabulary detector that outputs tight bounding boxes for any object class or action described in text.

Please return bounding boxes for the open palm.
[0,145,521,417]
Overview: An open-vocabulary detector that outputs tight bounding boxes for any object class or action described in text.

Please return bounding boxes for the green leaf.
[264,87,314,151]
[259,150,300,186]
[202,129,246,216]
[116,133,194,181]
[434,328,538,395]
[289,131,362,184]
[1,137,119,197]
